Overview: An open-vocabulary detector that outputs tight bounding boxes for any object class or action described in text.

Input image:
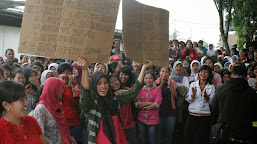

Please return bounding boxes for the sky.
[115,0,221,47]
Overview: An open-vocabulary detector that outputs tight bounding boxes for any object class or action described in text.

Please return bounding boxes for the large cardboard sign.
[122,0,169,66]
[18,0,120,63]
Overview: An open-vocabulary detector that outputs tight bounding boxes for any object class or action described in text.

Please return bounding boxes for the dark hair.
[199,65,213,84]
[110,60,122,73]
[117,66,134,87]
[12,63,21,70]
[144,70,157,81]
[0,63,12,72]
[193,42,198,47]
[198,40,203,44]
[240,49,248,57]
[0,69,3,79]
[0,81,26,116]
[58,62,73,74]
[203,57,215,65]
[183,67,191,75]
[11,69,24,79]
[12,58,18,63]
[221,70,231,83]
[160,67,171,73]
[183,59,191,65]
[113,39,121,45]
[232,66,247,77]
[5,48,14,54]
[20,55,25,61]
[33,62,44,73]
[107,74,123,91]
[252,63,257,73]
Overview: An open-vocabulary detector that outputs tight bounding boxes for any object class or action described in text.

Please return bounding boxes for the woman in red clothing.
[0,81,49,144]
[58,62,81,144]
[181,40,198,61]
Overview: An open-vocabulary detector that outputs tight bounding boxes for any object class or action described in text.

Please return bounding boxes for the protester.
[171,61,189,88]
[136,70,162,144]
[118,66,134,88]
[79,57,153,144]
[221,70,232,83]
[185,65,215,144]
[182,59,191,68]
[58,62,81,144]
[239,49,248,63]
[155,67,177,144]
[248,63,257,92]
[48,63,59,77]
[207,44,215,57]
[196,40,207,58]
[110,39,126,60]
[189,60,200,83]
[20,55,29,66]
[0,63,12,80]
[211,65,257,143]
[108,74,137,144]
[110,60,124,76]
[4,48,15,66]
[131,61,142,83]
[94,63,109,75]
[0,69,4,83]
[11,69,26,85]
[33,77,76,144]
[0,81,50,143]
[181,40,198,60]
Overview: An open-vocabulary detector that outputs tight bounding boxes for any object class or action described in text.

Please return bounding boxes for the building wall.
[0,25,21,60]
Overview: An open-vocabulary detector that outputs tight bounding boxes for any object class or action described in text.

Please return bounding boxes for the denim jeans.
[80,123,88,144]
[158,116,176,144]
[138,121,158,144]
[69,125,82,144]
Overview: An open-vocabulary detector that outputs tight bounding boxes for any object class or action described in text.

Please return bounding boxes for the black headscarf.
[23,68,38,92]
[90,71,119,144]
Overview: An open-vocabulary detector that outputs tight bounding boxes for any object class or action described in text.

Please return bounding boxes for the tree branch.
[213,0,219,11]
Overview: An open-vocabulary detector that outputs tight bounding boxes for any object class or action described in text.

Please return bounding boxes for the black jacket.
[211,78,257,140]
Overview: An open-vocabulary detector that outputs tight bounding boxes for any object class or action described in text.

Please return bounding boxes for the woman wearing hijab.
[189,60,200,83]
[48,63,59,77]
[35,70,55,105]
[33,77,76,144]
[24,68,40,113]
[78,57,153,144]
[94,63,109,75]
[171,61,190,89]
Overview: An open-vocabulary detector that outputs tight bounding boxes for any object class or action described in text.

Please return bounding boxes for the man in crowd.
[110,39,126,61]
[211,65,257,143]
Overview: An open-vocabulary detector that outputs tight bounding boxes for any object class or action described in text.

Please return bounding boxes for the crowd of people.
[0,36,257,144]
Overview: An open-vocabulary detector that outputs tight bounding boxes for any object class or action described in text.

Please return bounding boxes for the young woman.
[118,66,134,88]
[155,67,177,144]
[58,62,81,144]
[136,70,162,144]
[189,60,200,83]
[78,57,153,144]
[171,61,190,89]
[214,63,223,74]
[185,65,215,144]
[224,62,231,70]
[0,81,50,144]
[0,69,4,83]
[11,69,26,85]
[196,40,207,59]
[221,70,231,83]
[248,63,257,92]
[48,63,59,77]
[94,63,109,75]
[33,77,76,144]
[182,59,191,68]
[24,68,40,113]
[200,57,222,87]
[181,40,198,61]
[108,75,137,144]
[239,49,248,63]
[0,63,12,80]
[110,60,125,76]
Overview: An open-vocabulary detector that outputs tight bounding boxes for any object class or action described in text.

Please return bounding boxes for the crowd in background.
[0,35,257,144]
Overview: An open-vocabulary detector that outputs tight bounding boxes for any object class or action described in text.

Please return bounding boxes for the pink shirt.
[136,86,162,125]
[96,116,120,144]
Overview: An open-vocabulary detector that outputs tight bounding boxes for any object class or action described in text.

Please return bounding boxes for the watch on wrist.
[144,106,147,110]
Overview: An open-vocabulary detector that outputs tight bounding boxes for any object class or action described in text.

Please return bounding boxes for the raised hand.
[77,57,88,70]
[203,89,210,101]
[143,60,154,69]
[191,86,197,98]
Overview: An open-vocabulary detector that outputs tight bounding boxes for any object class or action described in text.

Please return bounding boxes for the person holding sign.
[78,57,153,144]
[110,39,126,61]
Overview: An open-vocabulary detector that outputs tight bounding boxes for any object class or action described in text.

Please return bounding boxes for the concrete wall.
[0,25,21,61]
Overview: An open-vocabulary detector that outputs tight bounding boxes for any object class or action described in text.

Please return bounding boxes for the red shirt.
[181,49,198,60]
[63,86,80,126]
[0,116,43,144]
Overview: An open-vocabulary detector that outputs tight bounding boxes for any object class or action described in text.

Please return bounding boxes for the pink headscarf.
[38,77,72,144]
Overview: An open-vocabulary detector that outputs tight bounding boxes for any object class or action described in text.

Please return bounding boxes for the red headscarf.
[38,77,72,144]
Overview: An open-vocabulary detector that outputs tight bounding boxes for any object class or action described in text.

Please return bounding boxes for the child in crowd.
[182,59,191,68]
[189,60,200,83]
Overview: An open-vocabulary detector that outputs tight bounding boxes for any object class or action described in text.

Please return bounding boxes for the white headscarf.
[201,56,207,66]
[40,70,55,85]
[94,63,109,75]
[48,63,59,71]
[214,63,223,70]
[190,60,201,77]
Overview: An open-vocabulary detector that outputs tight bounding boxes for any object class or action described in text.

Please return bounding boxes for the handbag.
[210,122,229,144]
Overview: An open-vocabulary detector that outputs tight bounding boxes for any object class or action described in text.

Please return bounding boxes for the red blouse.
[0,116,43,144]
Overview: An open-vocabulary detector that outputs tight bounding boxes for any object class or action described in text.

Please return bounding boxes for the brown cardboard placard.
[18,0,120,63]
[122,0,169,67]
